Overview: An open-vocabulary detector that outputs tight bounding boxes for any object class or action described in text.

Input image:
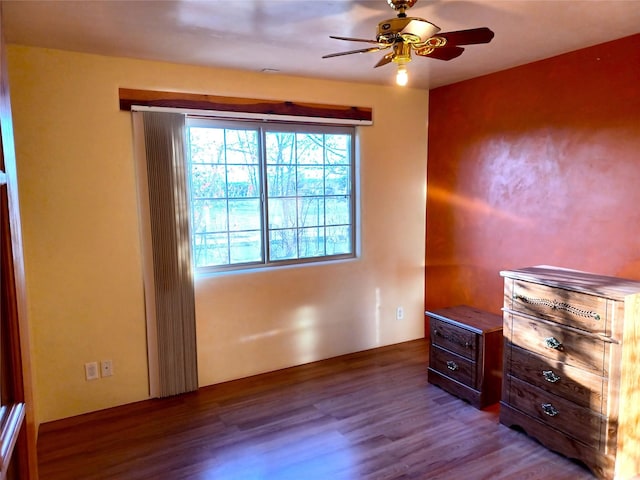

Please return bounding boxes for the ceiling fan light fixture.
[392,42,411,86]
[396,63,408,86]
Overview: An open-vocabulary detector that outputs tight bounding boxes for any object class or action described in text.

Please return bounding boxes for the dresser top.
[501,265,640,300]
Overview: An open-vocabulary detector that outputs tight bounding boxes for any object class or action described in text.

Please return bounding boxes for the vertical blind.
[135,111,198,397]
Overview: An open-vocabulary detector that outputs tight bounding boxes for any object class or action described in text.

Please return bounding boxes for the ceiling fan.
[323,0,494,86]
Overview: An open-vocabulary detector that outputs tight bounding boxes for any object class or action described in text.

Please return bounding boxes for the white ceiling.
[3,0,640,90]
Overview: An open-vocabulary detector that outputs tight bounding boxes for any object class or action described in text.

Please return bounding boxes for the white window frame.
[186,117,357,274]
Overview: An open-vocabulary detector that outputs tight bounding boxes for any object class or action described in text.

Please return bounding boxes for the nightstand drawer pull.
[542,370,561,383]
[541,403,559,417]
[544,337,563,350]
[446,360,459,371]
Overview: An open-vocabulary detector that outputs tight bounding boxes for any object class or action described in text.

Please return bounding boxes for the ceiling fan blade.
[400,18,441,44]
[329,35,381,45]
[323,46,385,59]
[437,27,495,46]
[374,52,394,68]
[415,46,465,61]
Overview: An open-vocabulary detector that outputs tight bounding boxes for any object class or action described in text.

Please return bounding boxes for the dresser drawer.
[430,318,477,360]
[430,345,475,387]
[508,280,608,335]
[506,376,603,449]
[507,313,607,376]
[507,345,607,413]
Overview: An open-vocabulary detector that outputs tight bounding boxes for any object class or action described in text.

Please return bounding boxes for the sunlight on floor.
[197,430,355,480]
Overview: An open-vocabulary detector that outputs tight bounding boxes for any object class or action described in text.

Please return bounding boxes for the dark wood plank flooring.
[37,339,594,479]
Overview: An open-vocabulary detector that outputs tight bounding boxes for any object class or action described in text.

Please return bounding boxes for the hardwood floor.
[37,340,594,479]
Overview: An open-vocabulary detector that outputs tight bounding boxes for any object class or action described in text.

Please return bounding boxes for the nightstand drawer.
[507,345,607,413]
[509,280,608,335]
[430,345,475,387]
[430,318,477,360]
[506,376,603,449]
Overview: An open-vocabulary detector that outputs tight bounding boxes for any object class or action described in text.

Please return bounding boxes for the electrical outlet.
[101,360,113,377]
[396,306,404,320]
[85,362,99,381]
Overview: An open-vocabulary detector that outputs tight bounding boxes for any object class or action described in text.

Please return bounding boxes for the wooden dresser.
[500,266,640,479]
[427,305,503,409]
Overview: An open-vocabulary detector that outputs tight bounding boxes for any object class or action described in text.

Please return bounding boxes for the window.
[186,118,356,272]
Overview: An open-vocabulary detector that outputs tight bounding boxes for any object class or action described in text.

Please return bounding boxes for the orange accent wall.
[425,33,640,315]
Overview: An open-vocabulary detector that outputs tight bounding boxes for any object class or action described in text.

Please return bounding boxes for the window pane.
[325,166,350,195]
[298,197,324,227]
[266,132,295,164]
[267,165,296,197]
[191,164,226,198]
[325,196,350,226]
[190,128,225,164]
[326,226,351,255]
[299,227,325,258]
[192,199,228,234]
[229,231,262,263]
[193,233,229,267]
[296,133,324,164]
[269,229,298,260]
[268,198,297,229]
[325,134,350,165]
[228,199,261,232]
[227,165,260,198]
[297,166,324,196]
[225,130,259,164]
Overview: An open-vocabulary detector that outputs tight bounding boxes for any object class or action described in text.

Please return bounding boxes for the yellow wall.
[7,45,428,424]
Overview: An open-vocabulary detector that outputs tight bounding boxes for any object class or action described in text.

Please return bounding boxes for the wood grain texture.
[502,266,640,299]
[430,345,475,385]
[509,313,607,375]
[508,345,606,412]
[511,278,609,335]
[430,318,477,359]
[427,306,503,408]
[506,377,602,449]
[501,266,640,479]
[38,340,594,480]
[118,88,373,123]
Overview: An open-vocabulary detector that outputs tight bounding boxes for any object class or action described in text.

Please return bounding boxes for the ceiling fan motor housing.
[376,17,440,44]
[387,0,418,13]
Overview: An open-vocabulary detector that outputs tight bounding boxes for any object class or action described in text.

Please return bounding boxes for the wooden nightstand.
[426,305,503,409]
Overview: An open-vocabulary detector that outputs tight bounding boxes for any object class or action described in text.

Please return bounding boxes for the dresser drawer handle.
[513,293,601,321]
[446,361,459,371]
[541,403,559,417]
[542,370,561,383]
[544,337,563,350]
